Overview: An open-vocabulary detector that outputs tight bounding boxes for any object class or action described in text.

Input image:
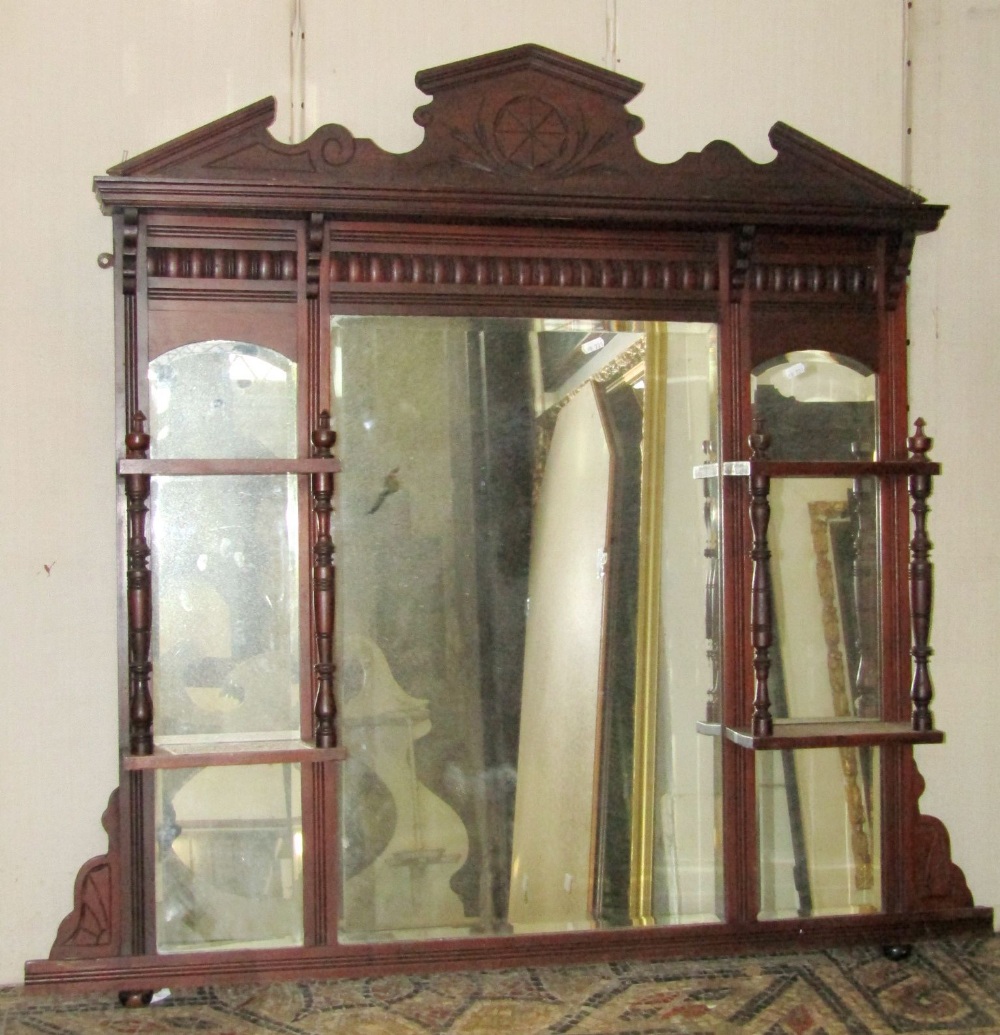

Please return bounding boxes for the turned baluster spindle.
[908,418,936,732]
[124,412,154,755]
[311,412,338,748]
[702,440,721,723]
[748,419,774,738]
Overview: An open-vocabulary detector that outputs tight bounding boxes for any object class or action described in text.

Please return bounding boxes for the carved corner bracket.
[906,756,974,911]
[49,789,121,959]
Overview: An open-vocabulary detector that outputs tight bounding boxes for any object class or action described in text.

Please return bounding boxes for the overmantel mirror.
[27,44,992,997]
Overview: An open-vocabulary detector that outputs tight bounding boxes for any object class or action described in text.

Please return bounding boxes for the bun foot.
[118,990,153,1008]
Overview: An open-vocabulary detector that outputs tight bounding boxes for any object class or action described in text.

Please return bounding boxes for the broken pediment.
[99,43,941,232]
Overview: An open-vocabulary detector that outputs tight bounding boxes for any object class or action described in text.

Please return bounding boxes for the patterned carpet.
[4,936,999,1034]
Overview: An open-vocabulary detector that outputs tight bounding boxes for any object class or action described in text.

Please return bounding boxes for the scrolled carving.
[49,790,120,959]
[319,125,357,168]
[446,91,626,180]
[907,759,974,911]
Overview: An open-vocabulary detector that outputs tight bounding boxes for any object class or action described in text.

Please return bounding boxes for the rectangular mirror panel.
[650,323,722,924]
[333,316,721,941]
[757,747,880,919]
[151,474,301,740]
[155,763,304,952]
[769,476,882,722]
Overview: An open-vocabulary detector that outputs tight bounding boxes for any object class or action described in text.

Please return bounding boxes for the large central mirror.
[331,316,722,940]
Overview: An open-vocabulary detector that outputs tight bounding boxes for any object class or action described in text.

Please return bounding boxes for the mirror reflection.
[752,350,876,463]
[752,353,881,722]
[751,352,881,918]
[149,340,297,459]
[155,763,304,952]
[148,341,301,740]
[151,473,301,739]
[332,316,722,940]
[758,747,880,919]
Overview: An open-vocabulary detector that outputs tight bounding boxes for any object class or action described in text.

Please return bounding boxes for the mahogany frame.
[26,43,992,996]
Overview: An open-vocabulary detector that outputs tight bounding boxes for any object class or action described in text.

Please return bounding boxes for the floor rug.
[4,936,999,1034]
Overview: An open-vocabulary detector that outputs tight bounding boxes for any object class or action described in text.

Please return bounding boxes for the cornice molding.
[95,44,944,236]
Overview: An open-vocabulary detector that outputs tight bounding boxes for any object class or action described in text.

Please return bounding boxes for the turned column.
[748,419,774,738]
[908,418,936,732]
[311,412,338,747]
[124,413,153,755]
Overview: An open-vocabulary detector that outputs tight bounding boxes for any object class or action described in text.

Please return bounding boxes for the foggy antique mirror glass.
[155,763,304,953]
[332,316,722,939]
[145,341,305,953]
[752,351,881,920]
[148,342,301,741]
[140,332,888,949]
[751,351,880,723]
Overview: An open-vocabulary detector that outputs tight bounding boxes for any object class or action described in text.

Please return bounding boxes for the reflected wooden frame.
[532,323,665,924]
[807,499,874,892]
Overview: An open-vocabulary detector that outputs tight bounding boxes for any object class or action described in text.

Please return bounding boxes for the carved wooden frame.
[27,43,991,996]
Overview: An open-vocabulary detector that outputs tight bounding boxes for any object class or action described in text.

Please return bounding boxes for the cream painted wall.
[0,0,994,986]
[907,0,1000,930]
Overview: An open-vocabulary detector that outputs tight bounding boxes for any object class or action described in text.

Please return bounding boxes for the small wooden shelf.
[722,720,944,750]
[747,459,942,479]
[692,459,941,481]
[122,739,347,770]
[118,457,342,476]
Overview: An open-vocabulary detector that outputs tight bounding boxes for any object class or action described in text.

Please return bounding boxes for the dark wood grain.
[908,420,936,732]
[123,414,153,756]
[310,412,337,748]
[29,41,988,997]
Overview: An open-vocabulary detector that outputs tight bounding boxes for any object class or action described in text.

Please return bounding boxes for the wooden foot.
[118,990,153,1008]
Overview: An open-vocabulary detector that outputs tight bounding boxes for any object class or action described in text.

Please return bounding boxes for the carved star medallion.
[493,96,569,170]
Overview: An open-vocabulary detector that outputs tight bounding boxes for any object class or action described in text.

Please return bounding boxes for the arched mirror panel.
[148,342,301,741]
[149,340,298,460]
[751,352,881,724]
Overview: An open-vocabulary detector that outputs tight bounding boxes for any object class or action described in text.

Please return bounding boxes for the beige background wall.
[1,0,996,985]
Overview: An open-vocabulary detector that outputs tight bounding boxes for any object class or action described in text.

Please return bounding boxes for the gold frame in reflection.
[531,320,666,925]
[808,499,874,891]
[628,322,667,925]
